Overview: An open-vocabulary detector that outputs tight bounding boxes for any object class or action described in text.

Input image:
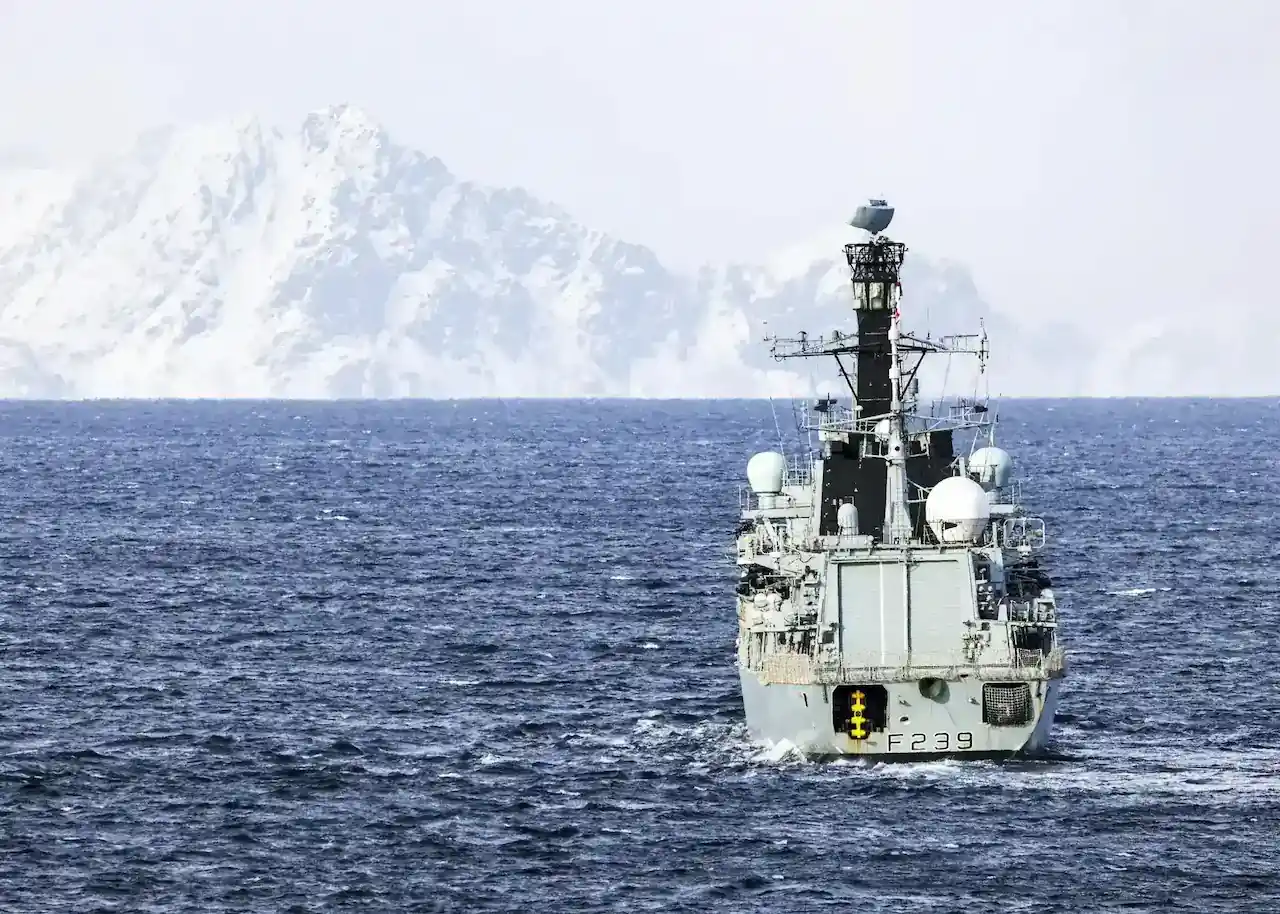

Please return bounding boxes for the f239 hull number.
[886,732,973,752]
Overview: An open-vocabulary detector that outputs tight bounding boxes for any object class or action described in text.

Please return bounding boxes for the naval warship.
[734,201,1065,759]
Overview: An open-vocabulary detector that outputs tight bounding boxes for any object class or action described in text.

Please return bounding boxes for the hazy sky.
[2,0,1277,328]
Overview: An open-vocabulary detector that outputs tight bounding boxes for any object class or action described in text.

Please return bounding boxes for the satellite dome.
[925,476,992,544]
[836,502,858,534]
[746,451,787,495]
[969,446,1014,491]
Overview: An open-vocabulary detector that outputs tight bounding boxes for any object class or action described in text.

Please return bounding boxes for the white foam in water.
[619,713,1280,809]
[757,739,801,763]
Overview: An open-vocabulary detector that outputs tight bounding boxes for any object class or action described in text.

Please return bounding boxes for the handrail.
[750,648,1066,685]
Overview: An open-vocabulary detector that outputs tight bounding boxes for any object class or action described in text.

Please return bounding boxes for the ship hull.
[739,668,1060,760]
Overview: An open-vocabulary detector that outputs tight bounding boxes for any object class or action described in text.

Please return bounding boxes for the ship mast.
[846,216,912,543]
[764,200,990,544]
[884,300,912,544]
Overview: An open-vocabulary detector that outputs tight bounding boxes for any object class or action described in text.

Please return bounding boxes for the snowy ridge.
[0,104,1209,399]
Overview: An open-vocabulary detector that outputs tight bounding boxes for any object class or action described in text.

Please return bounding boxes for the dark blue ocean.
[2,398,1278,912]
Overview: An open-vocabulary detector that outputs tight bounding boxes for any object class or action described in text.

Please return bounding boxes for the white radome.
[746,451,787,495]
[836,502,857,534]
[925,476,992,543]
[969,446,1014,490]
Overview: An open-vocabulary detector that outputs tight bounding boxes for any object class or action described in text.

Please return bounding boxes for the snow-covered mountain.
[0,104,1241,399]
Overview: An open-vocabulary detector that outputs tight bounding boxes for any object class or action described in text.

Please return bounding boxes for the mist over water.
[1,398,1277,912]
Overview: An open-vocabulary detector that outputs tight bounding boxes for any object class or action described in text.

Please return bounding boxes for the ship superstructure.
[735,201,1065,758]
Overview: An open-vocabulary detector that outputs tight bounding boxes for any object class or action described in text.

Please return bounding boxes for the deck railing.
[750,648,1066,685]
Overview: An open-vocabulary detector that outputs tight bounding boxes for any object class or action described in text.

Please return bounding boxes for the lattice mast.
[845,207,912,543]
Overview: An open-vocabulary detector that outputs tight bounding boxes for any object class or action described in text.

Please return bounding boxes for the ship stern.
[740,669,1060,760]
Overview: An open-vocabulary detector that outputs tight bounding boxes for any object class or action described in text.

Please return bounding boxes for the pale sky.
[1,0,1277,328]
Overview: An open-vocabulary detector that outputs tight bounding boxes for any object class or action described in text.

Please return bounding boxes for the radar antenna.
[849,198,895,235]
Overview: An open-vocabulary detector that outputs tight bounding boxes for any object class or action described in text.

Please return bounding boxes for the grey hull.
[739,668,1060,760]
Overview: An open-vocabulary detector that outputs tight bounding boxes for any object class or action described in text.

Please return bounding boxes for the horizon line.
[0,395,1276,405]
